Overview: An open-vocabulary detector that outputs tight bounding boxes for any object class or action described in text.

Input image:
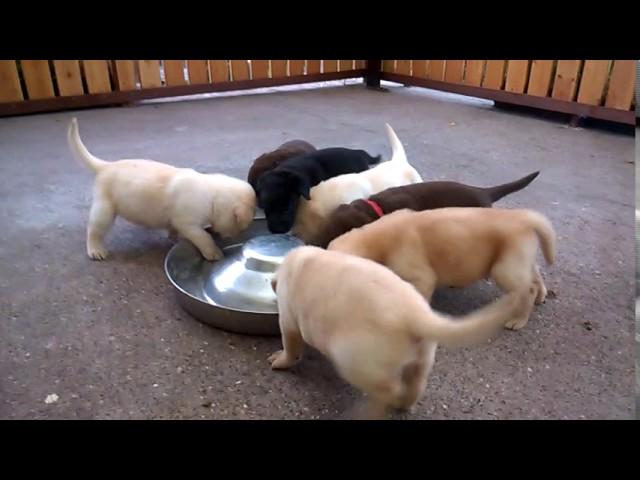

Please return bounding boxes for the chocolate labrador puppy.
[247,140,317,193]
[314,171,539,247]
[257,148,381,233]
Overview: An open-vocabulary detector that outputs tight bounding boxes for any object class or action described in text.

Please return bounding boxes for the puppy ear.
[293,175,311,200]
[270,273,278,293]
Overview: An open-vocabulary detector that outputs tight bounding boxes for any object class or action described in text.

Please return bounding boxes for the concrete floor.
[0,83,635,420]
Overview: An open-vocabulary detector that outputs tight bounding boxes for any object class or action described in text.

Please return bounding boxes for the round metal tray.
[164,213,304,336]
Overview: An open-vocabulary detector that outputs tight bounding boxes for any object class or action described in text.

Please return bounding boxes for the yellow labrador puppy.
[291,123,422,243]
[68,118,256,261]
[328,207,555,330]
[269,246,535,419]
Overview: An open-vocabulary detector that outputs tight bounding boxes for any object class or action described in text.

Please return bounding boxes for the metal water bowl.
[164,213,304,335]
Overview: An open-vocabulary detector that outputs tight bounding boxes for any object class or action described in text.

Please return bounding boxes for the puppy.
[292,123,422,243]
[247,140,316,194]
[269,246,536,419]
[68,118,256,261]
[257,147,381,233]
[314,171,540,247]
[328,207,555,331]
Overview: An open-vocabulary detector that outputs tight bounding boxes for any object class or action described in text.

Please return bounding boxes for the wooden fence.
[381,60,636,124]
[0,60,366,116]
[0,60,635,124]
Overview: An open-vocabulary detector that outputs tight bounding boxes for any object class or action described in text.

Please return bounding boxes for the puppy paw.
[504,316,529,331]
[535,286,548,305]
[268,350,293,370]
[201,247,224,262]
[87,246,109,261]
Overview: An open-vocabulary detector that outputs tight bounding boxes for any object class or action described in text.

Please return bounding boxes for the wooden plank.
[271,60,287,78]
[21,60,55,99]
[307,60,321,75]
[208,61,229,82]
[355,60,366,69]
[53,60,84,96]
[187,60,209,84]
[551,60,581,101]
[464,60,485,86]
[482,60,506,90]
[163,60,186,86]
[427,60,445,81]
[381,60,394,73]
[230,60,250,81]
[289,60,305,76]
[605,60,636,110]
[114,60,137,90]
[576,60,610,105]
[338,60,354,72]
[505,60,530,93]
[251,60,269,80]
[526,60,554,97]
[0,60,23,102]
[138,60,162,88]
[412,60,428,78]
[395,60,411,76]
[444,60,464,83]
[83,60,112,94]
[323,60,338,73]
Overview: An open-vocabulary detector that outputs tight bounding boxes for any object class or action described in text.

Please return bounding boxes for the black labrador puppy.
[257,147,381,233]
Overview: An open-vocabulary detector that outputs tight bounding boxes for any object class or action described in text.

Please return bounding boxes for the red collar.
[364,199,384,218]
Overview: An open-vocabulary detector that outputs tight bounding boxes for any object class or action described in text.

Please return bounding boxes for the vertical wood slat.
[251,60,269,80]
[551,60,581,101]
[355,60,366,69]
[83,60,112,94]
[605,60,636,110]
[482,60,506,90]
[527,60,554,97]
[428,60,445,80]
[381,60,394,73]
[323,60,338,74]
[307,60,321,75]
[505,60,530,93]
[395,60,411,76]
[412,60,428,78]
[53,60,84,96]
[21,60,55,99]
[289,60,305,76]
[114,60,137,91]
[0,60,23,102]
[208,61,229,83]
[164,60,187,86]
[230,60,250,81]
[464,60,485,86]
[138,60,162,88]
[338,60,354,72]
[576,60,610,105]
[444,60,464,83]
[270,60,287,78]
[187,60,209,85]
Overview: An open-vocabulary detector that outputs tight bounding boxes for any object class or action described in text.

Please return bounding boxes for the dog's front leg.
[176,225,223,261]
[268,325,304,370]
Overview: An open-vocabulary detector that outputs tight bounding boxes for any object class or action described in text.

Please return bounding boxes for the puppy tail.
[412,288,534,348]
[67,118,108,174]
[368,154,382,165]
[525,210,556,266]
[485,171,540,203]
[384,123,408,164]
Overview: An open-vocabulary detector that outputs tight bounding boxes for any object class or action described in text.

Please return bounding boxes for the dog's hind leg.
[490,247,537,330]
[532,264,548,305]
[86,194,116,260]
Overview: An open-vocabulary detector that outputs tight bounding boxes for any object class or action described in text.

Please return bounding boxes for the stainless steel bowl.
[164,214,304,336]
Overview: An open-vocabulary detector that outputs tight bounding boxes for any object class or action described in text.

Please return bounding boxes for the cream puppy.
[328,207,555,330]
[291,123,423,243]
[269,246,535,419]
[68,118,256,261]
